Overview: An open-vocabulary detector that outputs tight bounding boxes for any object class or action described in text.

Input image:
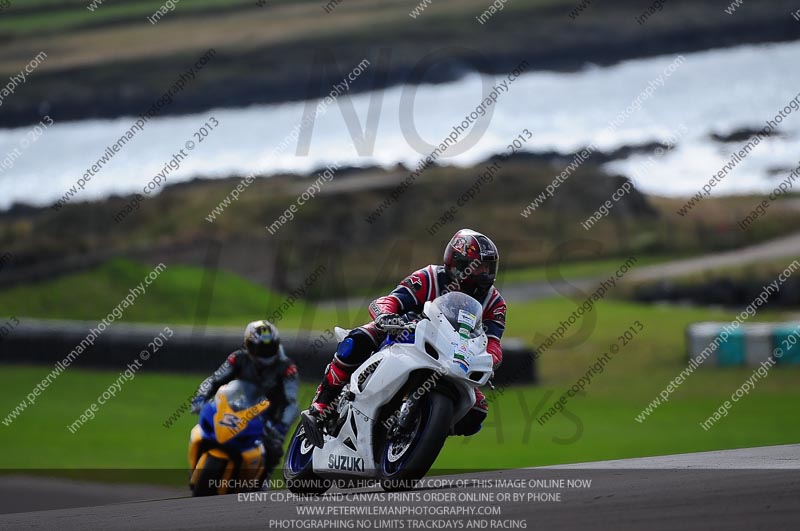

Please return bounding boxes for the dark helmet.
[443,228,499,297]
[244,320,281,367]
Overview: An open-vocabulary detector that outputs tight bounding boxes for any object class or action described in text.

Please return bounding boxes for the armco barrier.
[0,319,536,385]
[686,321,800,367]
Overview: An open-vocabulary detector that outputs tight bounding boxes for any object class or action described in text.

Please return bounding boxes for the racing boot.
[450,388,489,436]
[301,339,360,448]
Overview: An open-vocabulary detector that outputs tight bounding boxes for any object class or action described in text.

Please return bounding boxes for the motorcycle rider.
[303,228,506,441]
[191,320,299,483]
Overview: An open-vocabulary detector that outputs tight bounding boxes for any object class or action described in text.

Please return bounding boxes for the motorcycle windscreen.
[217,380,264,411]
[213,380,270,443]
[430,292,483,337]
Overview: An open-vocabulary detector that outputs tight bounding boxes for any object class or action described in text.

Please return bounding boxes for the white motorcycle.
[283,291,494,493]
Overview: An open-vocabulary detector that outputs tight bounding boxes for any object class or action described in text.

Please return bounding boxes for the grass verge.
[0,365,798,482]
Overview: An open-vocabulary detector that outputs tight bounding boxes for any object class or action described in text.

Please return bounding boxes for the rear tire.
[283,423,331,495]
[191,454,228,497]
[379,390,453,491]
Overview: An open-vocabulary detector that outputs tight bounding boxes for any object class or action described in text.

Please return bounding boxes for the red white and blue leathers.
[317,264,506,435]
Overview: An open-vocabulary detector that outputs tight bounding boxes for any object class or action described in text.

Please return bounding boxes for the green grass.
[635,257,800,286]
[498,255,673,285]
[0,258,318,327]
[0,256,675,336]
[504,294,800,382]
[2,258,800,483]
[445,366,800,469]
[1,364,798,482]
[2,257,799,382]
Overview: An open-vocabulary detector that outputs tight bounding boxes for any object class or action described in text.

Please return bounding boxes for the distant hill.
[2,155,799,296]
[1,0,798,126]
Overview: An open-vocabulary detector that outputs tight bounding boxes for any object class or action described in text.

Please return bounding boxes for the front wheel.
[283,423,331,495]
[379,390,453,491]
[191,454,228,497]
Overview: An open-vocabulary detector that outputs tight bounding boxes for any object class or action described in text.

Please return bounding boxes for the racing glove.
[374,313,401,331]
[190,396,206,415]
[263,419,289,441]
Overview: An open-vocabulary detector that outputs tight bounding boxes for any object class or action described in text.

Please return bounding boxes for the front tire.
[379,390,453,491]
[191,454,228,497]
[283,423,331,495]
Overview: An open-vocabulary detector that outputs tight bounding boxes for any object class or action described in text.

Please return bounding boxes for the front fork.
[385,370,437,439]
[390,394,420,438]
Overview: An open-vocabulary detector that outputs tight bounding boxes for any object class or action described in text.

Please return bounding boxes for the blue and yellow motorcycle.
[188,380,271,496]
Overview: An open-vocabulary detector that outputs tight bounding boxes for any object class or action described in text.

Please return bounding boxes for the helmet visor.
[453,255,498,282]
[247,333,279,359]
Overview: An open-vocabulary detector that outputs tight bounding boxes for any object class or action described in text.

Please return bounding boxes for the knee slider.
[337,337,355,360]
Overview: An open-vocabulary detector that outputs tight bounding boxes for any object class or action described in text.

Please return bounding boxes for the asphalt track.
[1,444,798,530]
